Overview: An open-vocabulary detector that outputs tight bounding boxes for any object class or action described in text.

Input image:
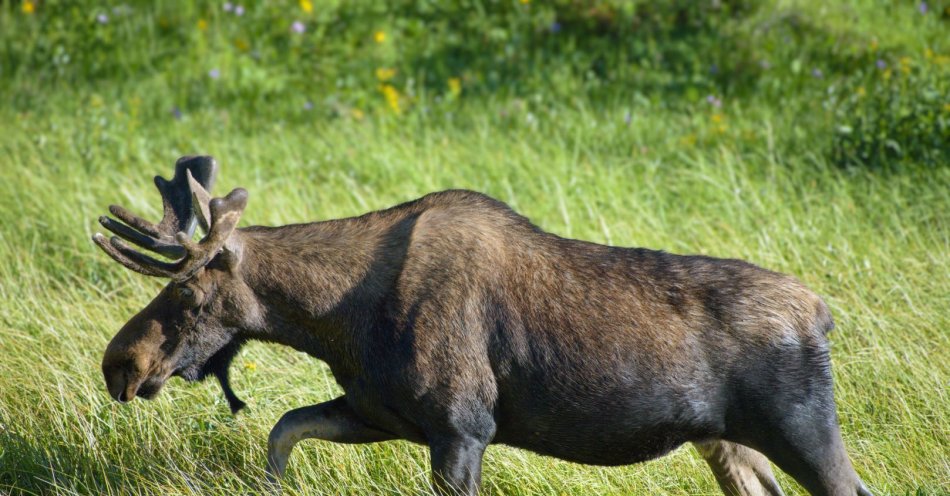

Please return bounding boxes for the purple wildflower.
[919,2,928,14]
[303,101,314,111]
[812,68,823,79]
[209,68,221,79]
[291,21,305,34]
[709,63,719,75]
[171,107,182,120]
[706,95,722,108]
[876,59,887,70]
[550,21,562,33]
[223,2,233,12]
[759,59,771,70]
[234,5,244,16]
[97,13,108,24]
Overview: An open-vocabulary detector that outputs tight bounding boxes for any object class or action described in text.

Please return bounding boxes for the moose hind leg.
[695,440,785,496]
[749,415,871,496]
[266,396,395,480]
[737,347,871,496]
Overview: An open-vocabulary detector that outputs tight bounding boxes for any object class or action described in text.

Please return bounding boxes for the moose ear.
[187,170,213,233]
[219,236,245,272]
[211,188,248,271]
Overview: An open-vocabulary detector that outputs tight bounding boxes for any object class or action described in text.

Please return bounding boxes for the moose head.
[93,156,254,413]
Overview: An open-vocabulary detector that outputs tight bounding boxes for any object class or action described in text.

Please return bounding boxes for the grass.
[1,1,949,495]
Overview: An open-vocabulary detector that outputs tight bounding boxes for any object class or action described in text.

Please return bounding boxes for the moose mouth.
[118,360,214,402]
[122,362,208,401]
[136,376,166,399]
[114,373,168,402]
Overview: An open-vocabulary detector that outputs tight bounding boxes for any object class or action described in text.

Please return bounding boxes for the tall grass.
[1,0,948,494]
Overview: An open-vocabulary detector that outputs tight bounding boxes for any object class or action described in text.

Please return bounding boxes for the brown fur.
[95,162,870,496]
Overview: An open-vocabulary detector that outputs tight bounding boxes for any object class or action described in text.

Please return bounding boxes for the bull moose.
[93,156,871,495]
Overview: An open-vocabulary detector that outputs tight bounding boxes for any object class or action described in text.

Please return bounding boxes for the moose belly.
[490,365,723,466]
[495,421,703,466]
[494,404,717,466]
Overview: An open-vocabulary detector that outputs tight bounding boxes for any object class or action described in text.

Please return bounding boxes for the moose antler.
[98,156,217,258]
[93,156,248,281]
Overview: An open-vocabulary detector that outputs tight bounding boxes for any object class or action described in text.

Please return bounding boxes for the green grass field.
[1,1,948,494]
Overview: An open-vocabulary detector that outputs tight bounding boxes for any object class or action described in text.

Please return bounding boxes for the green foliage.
[2,1,757,100]
[832,56,950,169]
[3,0,946,168]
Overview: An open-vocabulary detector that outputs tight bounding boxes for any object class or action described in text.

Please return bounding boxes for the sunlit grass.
[1,0,949,494]
[0,97,947,495]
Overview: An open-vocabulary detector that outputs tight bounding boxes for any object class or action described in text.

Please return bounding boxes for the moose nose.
[103,358,140,404]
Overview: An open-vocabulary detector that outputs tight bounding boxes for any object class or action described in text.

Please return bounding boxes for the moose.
[93,156,871,496]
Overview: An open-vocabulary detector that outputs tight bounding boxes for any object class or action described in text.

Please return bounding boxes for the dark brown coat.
[94,157,871,496]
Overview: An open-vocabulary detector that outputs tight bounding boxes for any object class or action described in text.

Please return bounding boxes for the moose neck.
[237,210,418,374]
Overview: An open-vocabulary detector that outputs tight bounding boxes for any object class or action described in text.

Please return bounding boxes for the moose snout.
[101,311,172,403]
[103,358,139,403]
[102,362,138,403]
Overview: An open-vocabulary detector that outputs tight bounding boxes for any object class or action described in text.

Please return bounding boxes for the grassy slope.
[1,1,948,495]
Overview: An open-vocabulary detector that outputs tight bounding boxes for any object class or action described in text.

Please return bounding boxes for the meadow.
[0,1,948,494]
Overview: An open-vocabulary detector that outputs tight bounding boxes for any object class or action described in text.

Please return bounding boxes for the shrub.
[832,56,950,170]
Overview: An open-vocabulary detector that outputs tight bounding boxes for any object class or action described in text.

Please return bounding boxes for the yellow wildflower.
[374,30,386,44]
[856,86,866,98]
[351,108,365,120]
[234,38,250,52]
[448,77,462,97]
[22,1,34,14]
[924,48,934,60]
[899,56,912,74]
[244,362,257,371]
[520,0,530,4]
[375,67,396,81]
[380,84,401,114]
[711,113,724,124]
[944,103,950,113]
[882,68,892,80]
[300,0,313,14]
[197,19,208,31]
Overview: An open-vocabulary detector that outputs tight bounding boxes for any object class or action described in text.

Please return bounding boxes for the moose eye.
[176,286,200,306]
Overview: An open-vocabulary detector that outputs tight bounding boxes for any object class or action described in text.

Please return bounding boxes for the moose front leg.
[429,435,488,496]
[266,396,395,480]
